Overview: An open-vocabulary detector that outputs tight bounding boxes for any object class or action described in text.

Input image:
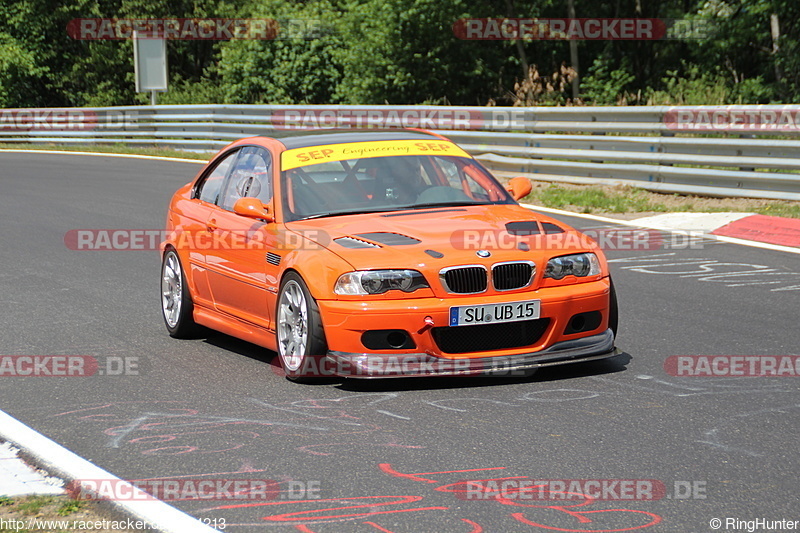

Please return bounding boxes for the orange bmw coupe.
[161,129,618,380]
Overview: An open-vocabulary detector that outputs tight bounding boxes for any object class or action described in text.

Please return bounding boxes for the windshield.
[280,148,514,221]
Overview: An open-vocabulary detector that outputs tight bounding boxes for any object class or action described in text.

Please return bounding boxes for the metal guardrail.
[1,104,800,200]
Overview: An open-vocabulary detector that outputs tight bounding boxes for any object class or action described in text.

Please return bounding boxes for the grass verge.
[0,495,135,533]
[524,181,800,219]
[0,143,210,161]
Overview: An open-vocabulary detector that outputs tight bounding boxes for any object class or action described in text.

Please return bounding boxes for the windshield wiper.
[402,201,490,210]
[299,207,398,220]
[299,202,491,220]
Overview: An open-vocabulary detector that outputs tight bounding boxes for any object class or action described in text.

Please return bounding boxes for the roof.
[269,129,445,149]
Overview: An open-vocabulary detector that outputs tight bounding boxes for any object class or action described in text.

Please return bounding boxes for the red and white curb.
[0,410,217,533]
[629,212,755,232]
[619,212,800,250]
[709,214,800,248]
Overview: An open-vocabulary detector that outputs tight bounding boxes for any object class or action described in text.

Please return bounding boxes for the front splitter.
[325,329,618,378]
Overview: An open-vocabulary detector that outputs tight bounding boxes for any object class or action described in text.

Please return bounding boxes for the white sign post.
[133,30,168,105]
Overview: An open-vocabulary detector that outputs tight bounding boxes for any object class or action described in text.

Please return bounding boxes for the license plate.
[449,300,541,327]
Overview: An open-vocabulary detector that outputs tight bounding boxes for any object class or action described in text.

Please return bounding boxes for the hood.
[285,204,593,273]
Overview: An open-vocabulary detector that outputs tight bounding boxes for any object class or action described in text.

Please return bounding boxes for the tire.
[161,249,202,338]
[608,277,619,340]
[276,272,328,382]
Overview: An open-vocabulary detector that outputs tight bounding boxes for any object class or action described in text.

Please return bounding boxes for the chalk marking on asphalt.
[0,409,218,533]
[376,410,411,420]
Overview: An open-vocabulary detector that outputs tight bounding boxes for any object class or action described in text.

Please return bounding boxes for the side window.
[197,150,239,204]
[218,147,273,211]
[435,157,495,200]
[437,158,464,189]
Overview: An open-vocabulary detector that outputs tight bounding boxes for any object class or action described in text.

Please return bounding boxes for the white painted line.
[0,149,206,164]
[0,410,217,533]
[521,203,800,256]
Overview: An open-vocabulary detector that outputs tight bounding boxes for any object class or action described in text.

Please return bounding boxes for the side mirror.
[233,197,274,222]
[506,176,532,201]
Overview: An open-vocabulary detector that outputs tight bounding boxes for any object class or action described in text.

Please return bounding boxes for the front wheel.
[276,272,328,382]
[608,277,619,340]
[161,249,202,338]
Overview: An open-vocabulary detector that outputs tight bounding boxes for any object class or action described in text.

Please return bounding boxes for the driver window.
[218,147,273,211]
[197,149,239,204]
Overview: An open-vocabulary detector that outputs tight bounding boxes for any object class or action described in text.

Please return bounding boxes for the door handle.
[206,219,218,232]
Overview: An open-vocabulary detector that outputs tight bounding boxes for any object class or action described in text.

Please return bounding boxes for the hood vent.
[334,236,382,249]
[505,221,541,236]
[542,222,565,234]
[354,232,421,246]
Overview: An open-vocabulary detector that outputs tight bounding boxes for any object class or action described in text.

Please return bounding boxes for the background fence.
[2,104,800,200]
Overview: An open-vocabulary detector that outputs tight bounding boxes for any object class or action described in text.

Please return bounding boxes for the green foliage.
[329,0,507,105]
[644,62,776,105]
[581,58,635,105]
[15,495,56,515]
[535,184,664,213]
[216,0,343,104]
[645,64,731,105]
[0,0,799,106]
[756,203,800,219]
[158,76,226,105]
[56,499,86,516]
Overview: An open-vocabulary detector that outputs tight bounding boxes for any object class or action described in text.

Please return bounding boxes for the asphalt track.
[0,152,798,532]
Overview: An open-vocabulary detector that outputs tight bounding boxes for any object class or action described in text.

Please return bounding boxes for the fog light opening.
[387,331,407,349]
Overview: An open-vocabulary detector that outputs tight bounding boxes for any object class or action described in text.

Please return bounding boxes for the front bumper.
[318,278,612,358]
[325,328,617,378]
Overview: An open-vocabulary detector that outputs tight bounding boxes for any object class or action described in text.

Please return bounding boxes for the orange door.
[203,146,278,331]
[177,148,241,307]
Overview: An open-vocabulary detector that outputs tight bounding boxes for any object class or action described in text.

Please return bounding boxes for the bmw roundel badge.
[476,250,491,258]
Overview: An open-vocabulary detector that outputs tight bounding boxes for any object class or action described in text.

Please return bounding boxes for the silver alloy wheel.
[278,280,309,371]
[161,251,183,328]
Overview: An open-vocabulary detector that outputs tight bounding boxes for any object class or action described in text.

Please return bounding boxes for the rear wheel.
[276,272,328,382]
[161,249,202,338]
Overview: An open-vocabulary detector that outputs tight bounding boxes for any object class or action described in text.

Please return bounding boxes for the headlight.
[334,270,429,295]
[544,253,601,280]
